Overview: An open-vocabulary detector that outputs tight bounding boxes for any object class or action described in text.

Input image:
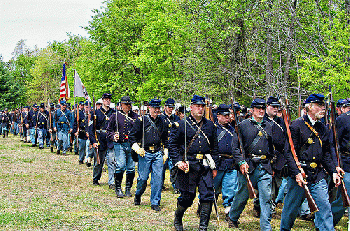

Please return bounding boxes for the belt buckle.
[260,155,266,160]
[196,154,204,160]
[310,162,317,168]
[149,146,154,151]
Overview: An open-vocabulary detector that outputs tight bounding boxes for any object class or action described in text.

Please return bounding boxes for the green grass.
[0,135,348,230]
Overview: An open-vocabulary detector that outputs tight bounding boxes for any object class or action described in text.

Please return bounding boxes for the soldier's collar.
[250,116,264,125]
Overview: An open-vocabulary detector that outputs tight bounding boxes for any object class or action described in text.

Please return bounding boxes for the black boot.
[198,201,212,231]
[114,173,125,198]
[51,147,53,153]
[174,202,187,231]
[125,172,135,197]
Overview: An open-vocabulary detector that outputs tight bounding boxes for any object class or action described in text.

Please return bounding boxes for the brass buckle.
[310,162,317,168]
[149,146,154,151]
[196,154,204,160]
[260,155,266,160]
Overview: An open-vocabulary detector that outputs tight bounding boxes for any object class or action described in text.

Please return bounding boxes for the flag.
[60,63,70,100]
[74,70,91,101]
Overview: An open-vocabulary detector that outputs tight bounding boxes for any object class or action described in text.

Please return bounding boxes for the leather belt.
[96,130,107,133]
[341,152,350,157]
[144,145,161,153]
[300,161,318,169]
[219,154,234,159]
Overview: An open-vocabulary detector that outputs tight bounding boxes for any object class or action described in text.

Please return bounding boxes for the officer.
[26,104,39,146]
[228,98,279,230]
[331,99,350,226]
[1,108,10,138]
[107,96,138,196]
[37,103,49,149]
[160,98,180,193]
[129,98,168,212]
[169,95,219,231]
[89,93,115,186]
[73,101,90,164]
[53,100,73,155]
[280,94,341,231]
[214,104,240,219]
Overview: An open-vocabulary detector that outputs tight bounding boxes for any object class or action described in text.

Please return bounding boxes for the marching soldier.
[214,104,240,219]
[22,106,29,142]
[331,99,350,226]
[129,98,168,212]
[73,101,90,164]
[89,93,115,186]
[107,96,138,196]
[1,108,10,138]
[48,104,57,152]
[53,100,73,155]
[280,94,341,231]
[160,98,180,193]
[227,98,280,230]
[26,104,39,146]
[169,95,219,231]
[37,103,49,149]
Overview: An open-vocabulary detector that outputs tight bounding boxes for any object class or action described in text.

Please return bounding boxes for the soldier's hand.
[69,129,73,133]
[26,124,29,129]
[114,132,119,142]
[295,173,307,188]
[93,143,99,148]
[333,173,341,187]
[75,132,78,136]
[177,161,189,172]
[132,143,145,157]
[336,167,345,177]
[86,132,89,138]
[212,170,217,178]
[53,127,57,132]
[240,163,249,175]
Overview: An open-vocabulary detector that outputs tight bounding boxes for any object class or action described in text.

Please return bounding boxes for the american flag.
[60,63,70,100]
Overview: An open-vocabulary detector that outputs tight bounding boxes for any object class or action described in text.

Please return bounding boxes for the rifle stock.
[231,98,256,199]
[281,98,319,213]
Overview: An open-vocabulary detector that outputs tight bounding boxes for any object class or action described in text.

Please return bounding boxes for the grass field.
[0,135,348,230]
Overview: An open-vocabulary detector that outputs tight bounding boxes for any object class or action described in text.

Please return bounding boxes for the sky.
[0,0,104,62]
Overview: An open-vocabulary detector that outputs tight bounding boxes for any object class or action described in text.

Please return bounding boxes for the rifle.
[281,97,319,213]
[203,95,220,220]
[204,95,214,122]
[92,95,101,165]
[20,106,23,137]
[329,87,350,207]
[231,97,256,199]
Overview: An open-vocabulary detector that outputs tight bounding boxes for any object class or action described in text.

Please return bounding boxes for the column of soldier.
[2,92,350,231]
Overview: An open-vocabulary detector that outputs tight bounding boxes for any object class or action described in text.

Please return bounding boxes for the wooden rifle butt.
[303,184,319,213]
[245,173,256,199]
[340,180,350,207]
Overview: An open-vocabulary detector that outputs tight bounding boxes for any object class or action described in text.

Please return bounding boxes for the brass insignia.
[106,117,109,120]
[169,124,171,128]
[310,162,317,168]
[82,120,84,122]
[260,155,266,160]
[258,131,263,137]
[307,138,313,144]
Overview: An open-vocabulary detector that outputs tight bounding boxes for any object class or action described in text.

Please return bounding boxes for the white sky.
[0,0,104,61]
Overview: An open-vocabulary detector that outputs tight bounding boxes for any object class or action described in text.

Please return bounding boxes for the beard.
[315,110,325,120]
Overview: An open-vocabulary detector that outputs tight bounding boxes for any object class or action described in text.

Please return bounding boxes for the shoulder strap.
[303,119,322,147]
[186,120,204,153]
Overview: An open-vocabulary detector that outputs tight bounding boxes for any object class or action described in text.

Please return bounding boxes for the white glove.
[132,143,145,157]
[163,148,168,164]
[204,154,216,170]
